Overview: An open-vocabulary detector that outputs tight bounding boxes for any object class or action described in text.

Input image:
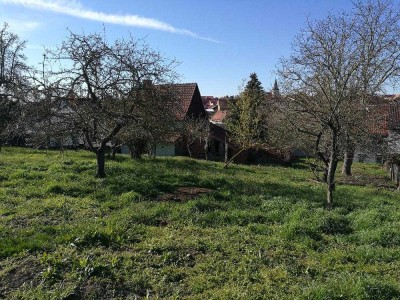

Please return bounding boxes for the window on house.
[358,153,367,163]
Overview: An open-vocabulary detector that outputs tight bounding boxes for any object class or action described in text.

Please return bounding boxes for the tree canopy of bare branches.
[278,0,400,208]
[36,30,179,177]
[0,23,28,148]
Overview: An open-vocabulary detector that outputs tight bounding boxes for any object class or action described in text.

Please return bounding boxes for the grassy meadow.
[0,147,400,299]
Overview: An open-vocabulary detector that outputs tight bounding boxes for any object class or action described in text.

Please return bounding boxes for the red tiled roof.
[211,110,227,123]
[369,104,389,136]
[202,96,218,109]
[166,83,198,120]
[384,94,400,101]
[158,83,207,120]
[368,102,400,136]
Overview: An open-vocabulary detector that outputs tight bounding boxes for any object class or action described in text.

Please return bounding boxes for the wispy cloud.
[0,0,222,43]
[1,19,41,33]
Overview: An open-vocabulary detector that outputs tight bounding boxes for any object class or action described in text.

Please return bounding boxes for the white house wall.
[387,131,400,155]
[155,143,176,156]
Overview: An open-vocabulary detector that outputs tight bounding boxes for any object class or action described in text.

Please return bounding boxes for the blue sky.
[0,0,391,96]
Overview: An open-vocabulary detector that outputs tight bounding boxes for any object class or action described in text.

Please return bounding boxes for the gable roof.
[211,110,228,124]
[165,83,206,120]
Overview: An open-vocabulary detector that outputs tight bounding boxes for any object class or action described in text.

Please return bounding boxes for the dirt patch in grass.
[73,277,131,300]
[0,257,42,298]
[157,187,214,202]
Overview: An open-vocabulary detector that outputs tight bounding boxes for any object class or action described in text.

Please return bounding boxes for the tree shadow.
[105,157,327,207]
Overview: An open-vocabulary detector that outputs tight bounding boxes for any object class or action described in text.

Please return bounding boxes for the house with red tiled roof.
[208,96,236,125]
[354,96,400,163]
[154,83,208,157]
[118,82,208,158]
[155,80,294,164]
[205,81,295,164]
[210,110,228,125]
[202,96,218,113]
[155,84,250,162]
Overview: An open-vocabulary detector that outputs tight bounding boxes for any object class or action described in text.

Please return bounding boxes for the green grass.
[0,147,400,299]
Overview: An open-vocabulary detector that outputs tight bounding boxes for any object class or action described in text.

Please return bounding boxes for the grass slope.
[0,147,400,299]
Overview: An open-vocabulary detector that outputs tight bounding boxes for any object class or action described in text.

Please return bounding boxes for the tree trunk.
[111,148,116,160]
[326,133,338,209]
[130,147,141,159]
[395,162,400,192]
[326,158,338,209]
[95,148,106,178]
[151,144,156,159]
[342,145,355,176]
[224,148,244,169]
[187,142,193,157]
[204,140,209,160]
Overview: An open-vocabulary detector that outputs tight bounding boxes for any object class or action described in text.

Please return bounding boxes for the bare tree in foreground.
[278,0,400,208]
[182,117,210,158]
[40,30,178,177]
[0,23,28,149]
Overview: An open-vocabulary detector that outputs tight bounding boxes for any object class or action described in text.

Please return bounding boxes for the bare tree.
[181,117,210,158]
[40,30,178,177]
[341,0,400,175]
[20,55,77,151]
[0,23,28,148]
[278,0,400,208]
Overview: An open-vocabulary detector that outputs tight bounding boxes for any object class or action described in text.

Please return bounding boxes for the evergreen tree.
[225,73,269,168]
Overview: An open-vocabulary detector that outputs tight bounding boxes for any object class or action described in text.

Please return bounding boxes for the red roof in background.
[202,96,218,109]
[211,110,227,123]
[388,103,400,130]
[159,83,206,120]
[167,83,198,120]
[384,94,400,101]
[368,101,400,136]
[217,98,229,110]
[369,104,389,136]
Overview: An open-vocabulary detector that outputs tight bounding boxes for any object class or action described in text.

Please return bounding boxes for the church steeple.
[272,79,280,97]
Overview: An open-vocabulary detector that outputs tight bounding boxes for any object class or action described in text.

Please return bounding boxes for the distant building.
[354,94,400,163]
[154,83,208,157]
[204,80,295,164]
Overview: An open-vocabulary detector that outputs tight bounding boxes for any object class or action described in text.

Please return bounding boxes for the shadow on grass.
[105,157,328,207]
